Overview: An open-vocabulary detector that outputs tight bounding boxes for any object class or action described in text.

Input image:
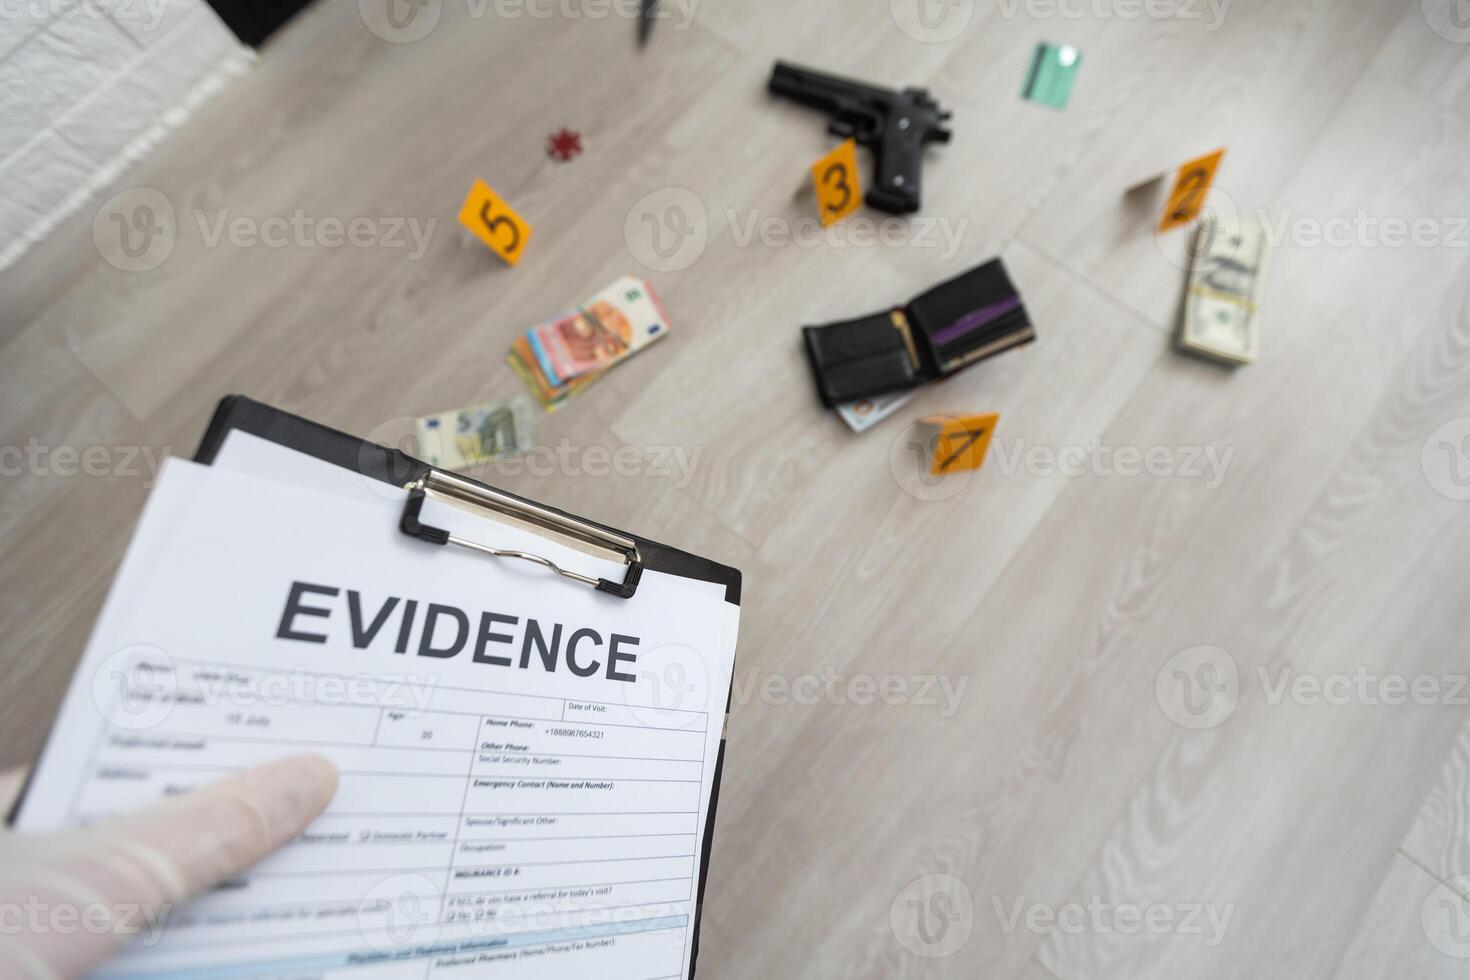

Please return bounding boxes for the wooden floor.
[4,0,1470,976]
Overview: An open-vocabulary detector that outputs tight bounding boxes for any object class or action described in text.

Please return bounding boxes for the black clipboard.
[194,395,738,979]
[2,394,735,977]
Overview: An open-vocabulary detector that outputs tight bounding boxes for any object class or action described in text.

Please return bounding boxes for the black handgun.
[769,60,952,214]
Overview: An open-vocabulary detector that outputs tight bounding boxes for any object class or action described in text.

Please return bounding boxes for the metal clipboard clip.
[398,469,644,598]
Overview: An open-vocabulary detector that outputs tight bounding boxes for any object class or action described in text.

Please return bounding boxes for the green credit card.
[1022,43,1081,109]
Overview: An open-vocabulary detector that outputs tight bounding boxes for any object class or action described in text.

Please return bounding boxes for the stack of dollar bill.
[1179,213,1268,365]
[415,395,535,471]
[508,274,672,411]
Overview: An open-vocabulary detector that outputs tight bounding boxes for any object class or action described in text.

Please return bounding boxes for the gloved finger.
[104,752,339,899]
[0,753,337,979]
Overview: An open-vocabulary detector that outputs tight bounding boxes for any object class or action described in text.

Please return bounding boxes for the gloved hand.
[0,753,338,979]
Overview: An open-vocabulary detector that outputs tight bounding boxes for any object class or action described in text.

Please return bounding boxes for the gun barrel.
[769,60,895,109]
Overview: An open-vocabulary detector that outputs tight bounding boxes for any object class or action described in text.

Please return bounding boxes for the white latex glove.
[0,753,338,979]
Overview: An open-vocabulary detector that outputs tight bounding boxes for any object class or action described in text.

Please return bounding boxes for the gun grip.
[866,117,925,214]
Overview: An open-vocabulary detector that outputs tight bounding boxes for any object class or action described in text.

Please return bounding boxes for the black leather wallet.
[801,258,1034,406]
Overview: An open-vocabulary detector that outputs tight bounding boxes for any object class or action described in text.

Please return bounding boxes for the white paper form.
[14,458,738,980]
